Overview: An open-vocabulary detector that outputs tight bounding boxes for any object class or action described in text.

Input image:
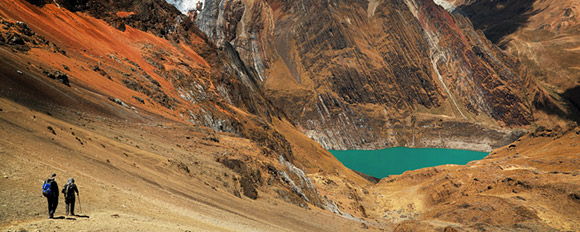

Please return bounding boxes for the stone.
[8,34,25,45]
[43,70,70,86]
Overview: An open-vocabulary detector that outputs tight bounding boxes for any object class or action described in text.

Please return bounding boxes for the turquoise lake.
[330,147,488,179]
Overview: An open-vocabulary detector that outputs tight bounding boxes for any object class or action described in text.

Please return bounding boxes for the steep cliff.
[194,0,568,151]
[448,0,580,119]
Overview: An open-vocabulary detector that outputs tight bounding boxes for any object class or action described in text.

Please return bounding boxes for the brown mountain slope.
[369,124,580,231]
[196,0,570,151]
[0,97,380,231]
[0,0,374,224]
[449,0,580,113]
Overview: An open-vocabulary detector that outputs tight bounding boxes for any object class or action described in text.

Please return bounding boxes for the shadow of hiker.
[75,214,90,218]
[65,217,77,220]
[50,216,66,220]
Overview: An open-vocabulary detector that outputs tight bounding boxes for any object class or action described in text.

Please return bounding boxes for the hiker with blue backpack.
[62,178,79,216]
[42,173,59,218]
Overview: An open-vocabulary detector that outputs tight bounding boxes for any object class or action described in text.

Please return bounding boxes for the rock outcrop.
[193,0,569,151]
[165,0,203,14]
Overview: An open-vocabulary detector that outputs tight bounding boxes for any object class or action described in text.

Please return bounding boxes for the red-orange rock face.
[196,0,568,151]
[0,0,341,209]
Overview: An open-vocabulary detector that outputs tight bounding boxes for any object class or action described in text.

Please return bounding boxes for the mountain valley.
[0,0,579,231]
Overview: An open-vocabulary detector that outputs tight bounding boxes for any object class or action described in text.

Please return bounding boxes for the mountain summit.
[165,0,204,14]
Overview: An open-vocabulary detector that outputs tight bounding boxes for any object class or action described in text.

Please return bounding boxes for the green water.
[330,147,488,179]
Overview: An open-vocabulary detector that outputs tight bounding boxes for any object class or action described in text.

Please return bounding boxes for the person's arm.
[54,182,59,197]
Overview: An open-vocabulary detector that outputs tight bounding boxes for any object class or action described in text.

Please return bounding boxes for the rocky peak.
[165,0,204,14]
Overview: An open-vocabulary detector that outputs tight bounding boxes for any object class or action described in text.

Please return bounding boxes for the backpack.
[42,180,51,197]
[64,184,75,198]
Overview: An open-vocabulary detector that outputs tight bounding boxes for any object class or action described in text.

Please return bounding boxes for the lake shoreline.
[330,147,489,179]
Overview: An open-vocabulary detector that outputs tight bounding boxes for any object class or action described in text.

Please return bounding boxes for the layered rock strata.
[447,0,580,120]
[194,0,568,151]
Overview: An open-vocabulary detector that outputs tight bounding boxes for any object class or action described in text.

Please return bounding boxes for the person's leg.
[70,200,75,216]
[48,197,56,218]
[54,197,58,216]
[65,202,70,216]
[47,198,52,218]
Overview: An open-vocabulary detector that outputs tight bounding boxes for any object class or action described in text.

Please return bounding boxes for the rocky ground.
[370,125,580,231]
[0,97,380,231]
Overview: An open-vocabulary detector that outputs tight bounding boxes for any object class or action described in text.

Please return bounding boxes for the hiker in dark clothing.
[43,173,59,218]
[62,178,79,216]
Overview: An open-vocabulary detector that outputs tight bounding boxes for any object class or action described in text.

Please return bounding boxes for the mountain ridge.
[195,0,571,151]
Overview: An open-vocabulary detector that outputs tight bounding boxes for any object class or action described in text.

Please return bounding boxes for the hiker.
[42,173,59,218]
[62,178,79,216]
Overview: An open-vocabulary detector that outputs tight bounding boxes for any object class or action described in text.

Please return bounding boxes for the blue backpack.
[42,180,52,197]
